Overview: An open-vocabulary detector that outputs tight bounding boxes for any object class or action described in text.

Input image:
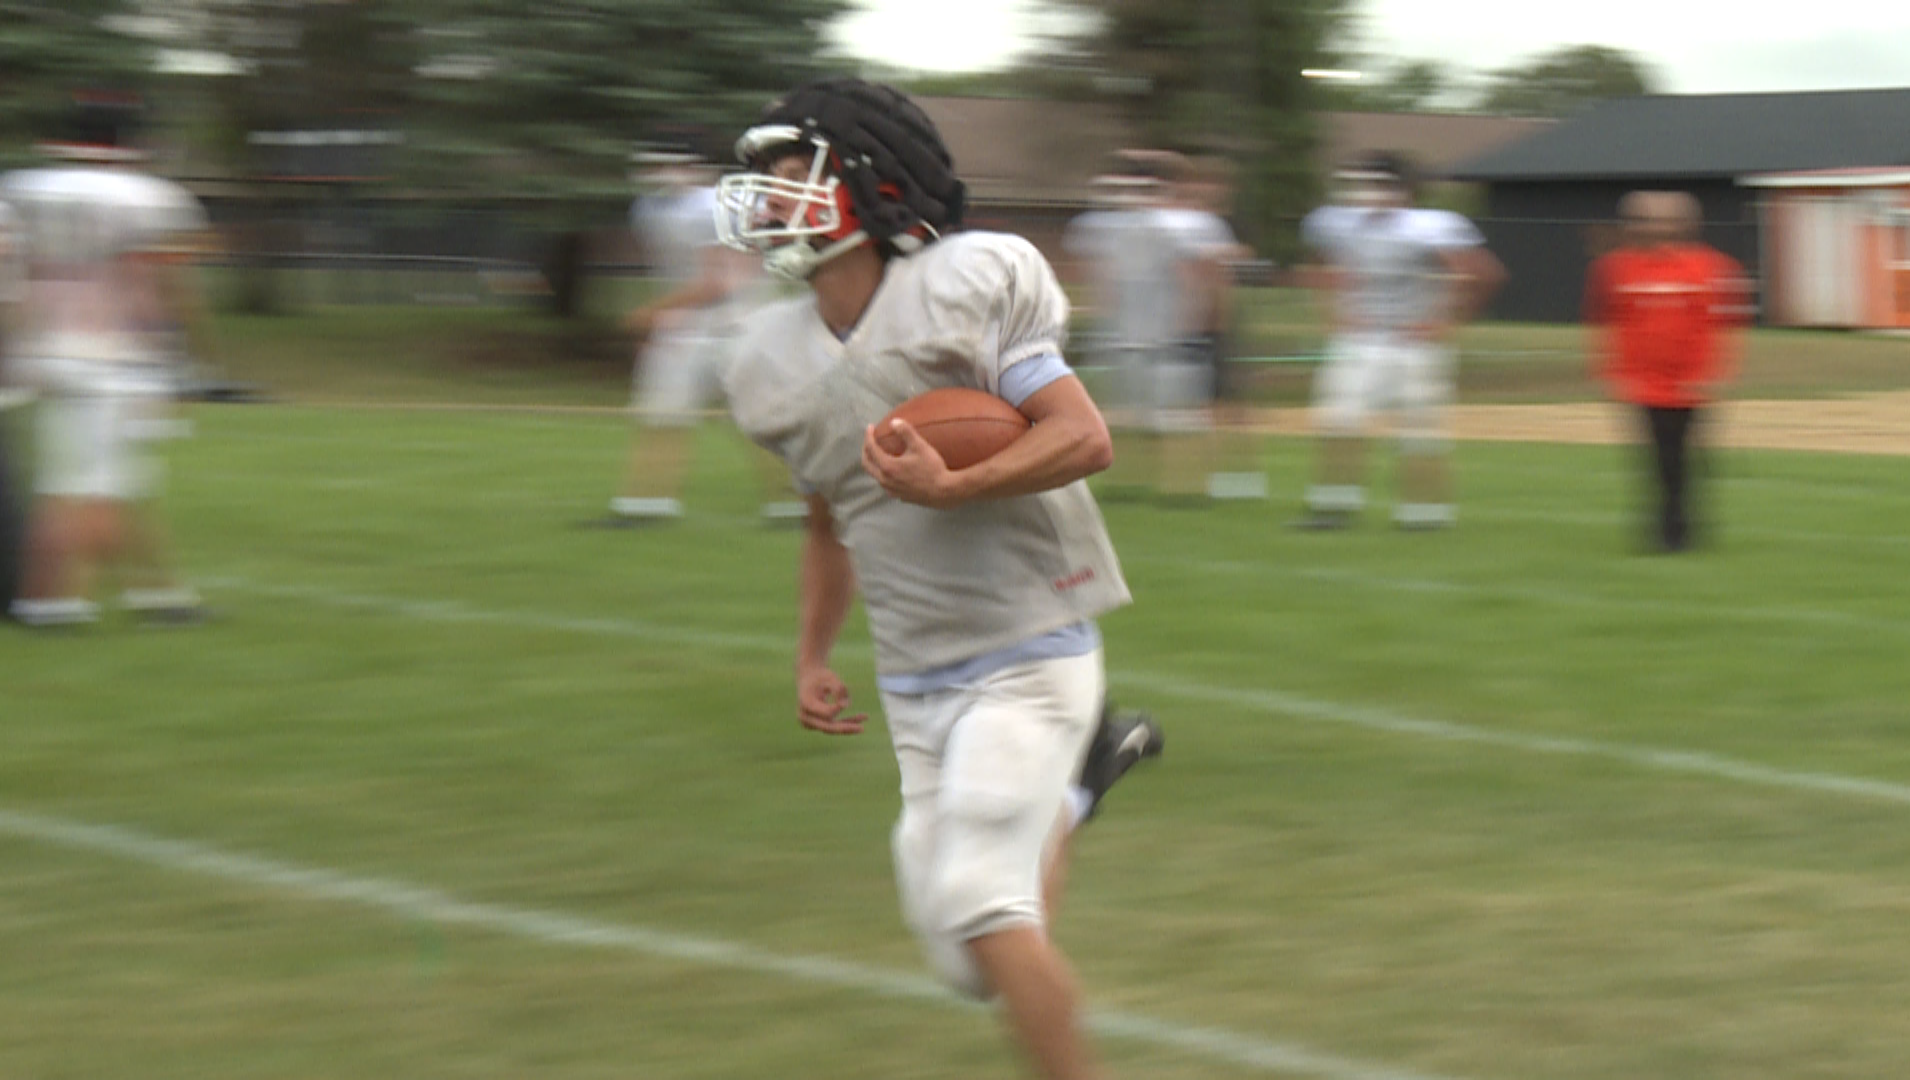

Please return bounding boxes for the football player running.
[2,94,214,627]
[1296,152,1504,530]
[715,78,1162,1080]
[607,140,801,525]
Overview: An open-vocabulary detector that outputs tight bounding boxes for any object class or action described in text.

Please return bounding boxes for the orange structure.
[1744,169,1910,330]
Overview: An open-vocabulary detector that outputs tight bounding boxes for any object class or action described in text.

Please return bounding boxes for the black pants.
[0,411,21,608]
[1639,405,1701,552]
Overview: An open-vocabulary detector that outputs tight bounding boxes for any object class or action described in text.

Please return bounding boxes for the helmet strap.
[764,228,870,282]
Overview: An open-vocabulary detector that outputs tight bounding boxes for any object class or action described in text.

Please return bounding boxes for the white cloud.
[831,0,1910,94]
[1352,0,1910,93]
[830,0,1033,74]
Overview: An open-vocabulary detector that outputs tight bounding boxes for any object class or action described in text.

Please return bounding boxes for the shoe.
[1289,512,1351,531]
[134,604,216,627]
[1077,702,1164,820]
[759,501,809,528]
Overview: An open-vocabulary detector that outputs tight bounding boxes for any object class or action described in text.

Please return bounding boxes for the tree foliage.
[1053,0,1355,258]
[1317,57,1454,114]
[407,0,850,206]
[0,1,152,167]
[1477,45,1656,118]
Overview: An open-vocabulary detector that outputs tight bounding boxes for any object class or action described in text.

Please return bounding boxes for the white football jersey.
[1302,205,1483,332]
[634,183,768,332]
[725,231,1131,677]
[1061,208,1122,309]
[1101,207,1190,349]
[0,165,206,365]
[0,198,24,307]
[633,185,719,289]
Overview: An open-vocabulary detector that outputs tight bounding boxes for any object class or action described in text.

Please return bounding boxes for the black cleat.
[1077,703,1164,820]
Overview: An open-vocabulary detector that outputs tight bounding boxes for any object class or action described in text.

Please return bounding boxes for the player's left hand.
[862,419,964,509]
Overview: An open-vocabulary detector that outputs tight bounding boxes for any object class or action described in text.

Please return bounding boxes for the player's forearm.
[947,408,1113,502]
[643,276,730,319]
[796,523,855,673]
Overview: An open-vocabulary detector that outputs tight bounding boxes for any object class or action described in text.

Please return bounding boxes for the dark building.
[1448,88,1910,323]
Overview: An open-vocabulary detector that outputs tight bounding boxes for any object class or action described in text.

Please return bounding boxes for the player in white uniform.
[606,144,800,524]
[1155,155,1257,501]
[1059,169,1152,438]
[714,78,1163,1080]
[1295,152,1504,530]
[3,95,213,627]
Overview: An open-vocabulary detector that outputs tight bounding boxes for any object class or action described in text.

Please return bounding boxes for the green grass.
[201,293,1909,413]
[5,394,1910,1080]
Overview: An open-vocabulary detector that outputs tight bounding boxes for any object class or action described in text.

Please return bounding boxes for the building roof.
[1448,88,1910,182]
[914,97,1549,205]
[1321,111,1554,180]
[1740,166,1910,188]
[916,96,1137,206]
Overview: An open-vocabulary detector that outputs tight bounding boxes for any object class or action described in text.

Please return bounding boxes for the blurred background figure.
[1065,153,1170,499]
[1162,154,1260,501]
[605,137,801,526]
[1123,149,1219,504]
[1294,150,1503,531]
[1,196,26,612]
[1060,168,1147,438]
[1584,191,1753,553]
[2,93,215,629]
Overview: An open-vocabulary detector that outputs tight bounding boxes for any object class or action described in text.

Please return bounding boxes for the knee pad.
[891,810,995,1000]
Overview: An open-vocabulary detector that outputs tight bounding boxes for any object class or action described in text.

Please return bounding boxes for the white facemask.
[713,126,869,281]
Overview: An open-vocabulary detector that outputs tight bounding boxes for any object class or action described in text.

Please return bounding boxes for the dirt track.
[1259,391,1910,457]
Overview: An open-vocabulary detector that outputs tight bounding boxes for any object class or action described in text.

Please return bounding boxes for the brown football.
[876,387,1031,471]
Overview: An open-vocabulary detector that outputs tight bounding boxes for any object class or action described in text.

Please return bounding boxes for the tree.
[1053,0,1358,259]
[177,0,418,313]
[1319,57,1454,114]
[1477,45,1656,118]
[408,0,851,316]
[0,1,153,167]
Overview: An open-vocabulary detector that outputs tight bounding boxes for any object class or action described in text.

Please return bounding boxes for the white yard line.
[1126,557,1910,639]
[210,576,1910,809]
[0,807,1448,1080]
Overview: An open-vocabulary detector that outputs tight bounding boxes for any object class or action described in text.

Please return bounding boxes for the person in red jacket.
[1584,191,1753,552]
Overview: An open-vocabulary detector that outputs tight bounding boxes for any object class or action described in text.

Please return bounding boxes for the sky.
[830,0,1910,95]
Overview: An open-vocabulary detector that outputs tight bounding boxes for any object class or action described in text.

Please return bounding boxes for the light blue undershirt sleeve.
[997,352,1071,407]
[876,621,1101,696]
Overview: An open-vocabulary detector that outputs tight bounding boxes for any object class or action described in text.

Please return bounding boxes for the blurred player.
[1059,166,1151,447]
[605,140,801,525]
[714,77,1163,1080]
[1160,154,1259,501]
[1585,191,1751,552]
[2,93,213,628]
[1295,151,1504,530]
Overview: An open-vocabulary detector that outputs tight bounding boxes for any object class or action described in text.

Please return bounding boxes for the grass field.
[3,308,1910,1080]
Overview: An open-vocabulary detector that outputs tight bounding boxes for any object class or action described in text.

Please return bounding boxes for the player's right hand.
[797,666,867,736]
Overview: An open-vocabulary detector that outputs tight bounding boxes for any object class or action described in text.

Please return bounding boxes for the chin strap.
[764,228,870,282]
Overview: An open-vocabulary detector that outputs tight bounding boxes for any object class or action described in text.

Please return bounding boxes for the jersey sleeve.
[1299,206,1345,254]
[1181,211,1239,258]
[1706,250,1756,328]
[988,235,1071,382]
[1415,209,1484,250]
[928,233,1072,392]
[135,180,211,261]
